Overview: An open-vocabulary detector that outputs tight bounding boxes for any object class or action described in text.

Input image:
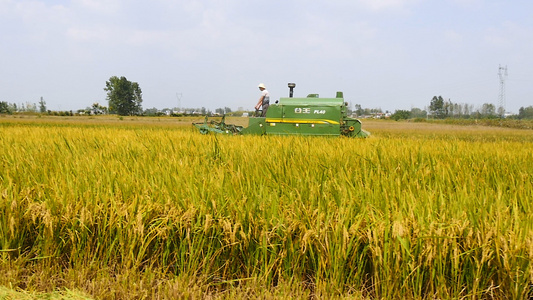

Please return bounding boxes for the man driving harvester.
[255,83,270,117]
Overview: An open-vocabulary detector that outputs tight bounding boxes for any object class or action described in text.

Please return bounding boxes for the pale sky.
[1,0,532,113]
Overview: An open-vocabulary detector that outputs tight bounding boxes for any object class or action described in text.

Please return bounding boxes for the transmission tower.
[498,65,508,117]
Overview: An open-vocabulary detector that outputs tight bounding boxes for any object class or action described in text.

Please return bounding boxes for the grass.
[0,116,532,299]
[0,286,92,300]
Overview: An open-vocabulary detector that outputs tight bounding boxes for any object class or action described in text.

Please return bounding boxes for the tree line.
[0,76,238,117]
[1,77,532,120]
[384,96,533,121]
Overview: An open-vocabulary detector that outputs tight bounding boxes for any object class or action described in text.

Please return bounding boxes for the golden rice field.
[1,115,532,299]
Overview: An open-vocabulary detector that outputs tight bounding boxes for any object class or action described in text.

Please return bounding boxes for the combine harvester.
[193,83,370,138]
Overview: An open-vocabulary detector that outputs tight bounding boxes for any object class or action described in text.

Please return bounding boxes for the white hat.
[258,83,266,89]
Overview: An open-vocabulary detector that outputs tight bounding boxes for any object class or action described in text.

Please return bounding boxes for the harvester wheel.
[349,126,355,132]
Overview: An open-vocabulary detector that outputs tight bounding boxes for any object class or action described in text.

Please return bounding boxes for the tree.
[354,104,364,116]
[518,106,533,119]
[0,101,12,114]
[443,99,453,117]
[480,103,496,118]
[429,96,445,119]
[90,102,107,115]
[497,106,505,118]
[104,76,143,116]
[391,109,411,121]
[39,97,47,113]
[143,107,160,116]
[410,107,427,118]
[23,102,37,113]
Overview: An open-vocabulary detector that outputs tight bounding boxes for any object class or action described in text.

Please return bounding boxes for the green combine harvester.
[193,83,370,138]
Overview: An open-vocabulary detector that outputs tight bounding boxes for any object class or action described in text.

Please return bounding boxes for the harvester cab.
[193,83,370,138]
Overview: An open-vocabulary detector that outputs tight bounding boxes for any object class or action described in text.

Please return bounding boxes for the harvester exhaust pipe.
[288,83,296,98]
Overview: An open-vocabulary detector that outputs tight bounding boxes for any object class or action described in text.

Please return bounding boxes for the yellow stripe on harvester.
[265,118,340,125]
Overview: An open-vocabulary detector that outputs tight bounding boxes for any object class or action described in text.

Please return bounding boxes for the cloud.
[443,29,463,44]
[72,0,120,14]
[1,0,68,25]
[127,30,173,46]
[447,0,484,9]
[0,1,71,47]
[356,0,420,11]
[0,0,12,13]
[66,26,113,42]
[484,21,532,48]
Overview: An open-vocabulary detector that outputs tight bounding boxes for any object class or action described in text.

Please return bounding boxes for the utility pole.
[498,65,508,117]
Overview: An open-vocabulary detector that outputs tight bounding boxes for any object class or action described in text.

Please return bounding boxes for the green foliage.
[518,106,533,119]
[410,107,427,118]
[391,109,411,121]
[0,101,12,114]
[429,96,445,118]
[143,107,163,116]
[47,110,74,116]
[215,107,233,114]
[90,103,107,115]
[353,104,383,117]
[104,76,143,116]
[39,97,47,113]
[479,103,497,117]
